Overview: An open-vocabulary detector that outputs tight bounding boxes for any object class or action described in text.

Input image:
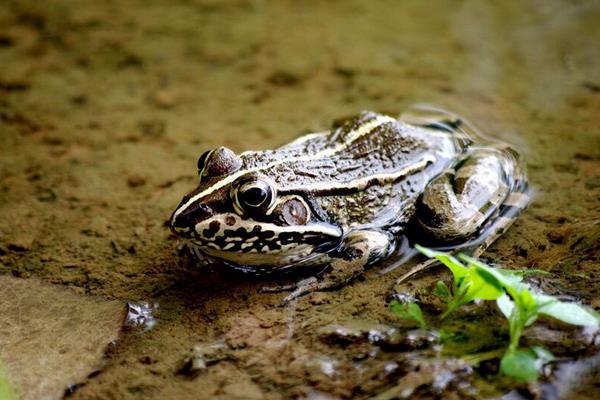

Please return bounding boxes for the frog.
[170,106,529,304]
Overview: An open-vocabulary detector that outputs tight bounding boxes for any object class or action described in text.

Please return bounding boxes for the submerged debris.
[177,342,230,377]
[374,328,440,352]
[319,319,440,351]
[370,358,473,400]
[540,351,600,399]
[124,302,158,331]
[318,320,395,345]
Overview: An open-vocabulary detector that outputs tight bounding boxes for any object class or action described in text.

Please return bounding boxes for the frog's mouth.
[185,213,343,268]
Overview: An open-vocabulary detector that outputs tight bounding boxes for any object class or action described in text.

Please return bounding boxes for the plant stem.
[507,306,524,352]
[462,349,505,365]
[439,302,458,320]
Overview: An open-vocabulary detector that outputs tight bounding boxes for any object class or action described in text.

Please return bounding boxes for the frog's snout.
[170,201,214,233]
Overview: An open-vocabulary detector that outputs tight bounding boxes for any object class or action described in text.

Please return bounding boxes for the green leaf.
[531,346,554,365]
[500,348,540,382]
[501,347,554,382]
[434,280,451,300]
[0,362,17,400]
[463,267,505,302]
[519,288,537,310]
[415,245,469,281]
[459,255,520,284]
[389,300,427,328]
[459,254,532,302]
[496,293,514,319]
[389,299,408,318]
[517,289,539,326]
[407,302,427,328]
[535,295,600,327]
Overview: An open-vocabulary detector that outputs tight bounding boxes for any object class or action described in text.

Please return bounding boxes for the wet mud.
[0,0,599,398]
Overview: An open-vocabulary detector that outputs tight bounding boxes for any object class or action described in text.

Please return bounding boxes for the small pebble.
[81,217,109,237]
[150,89,177,109]
[547,229,567,244]
[138,119,165,137]
[127,174,146,187]
[178,342,229,377]
[8,235,34,252]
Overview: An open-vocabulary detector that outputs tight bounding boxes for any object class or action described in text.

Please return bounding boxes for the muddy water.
[0,0,599,399]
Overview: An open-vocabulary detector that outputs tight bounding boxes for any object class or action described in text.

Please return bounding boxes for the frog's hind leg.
[399,104,480,146]
[396,188,529,284]
[397,147,529,283]
[466,188,530,257]
[416,146,525,242]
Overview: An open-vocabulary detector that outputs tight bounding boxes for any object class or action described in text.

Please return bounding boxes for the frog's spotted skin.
[170,107,529,303]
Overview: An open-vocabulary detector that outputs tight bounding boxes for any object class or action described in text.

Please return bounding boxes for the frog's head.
[170,147,343,268]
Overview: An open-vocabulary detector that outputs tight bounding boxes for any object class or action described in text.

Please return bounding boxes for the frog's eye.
[234,178,276,212]
[198,147,242,178]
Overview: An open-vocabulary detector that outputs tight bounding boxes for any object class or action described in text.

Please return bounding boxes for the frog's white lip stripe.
[196,213,342,239]
[173,114,396,221]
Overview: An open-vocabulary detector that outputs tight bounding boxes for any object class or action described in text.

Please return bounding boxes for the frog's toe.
[280,277,322,306]
[260,277,321,306]
[259,282,299,294]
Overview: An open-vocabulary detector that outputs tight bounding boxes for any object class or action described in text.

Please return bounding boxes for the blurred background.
[1,1,599,399]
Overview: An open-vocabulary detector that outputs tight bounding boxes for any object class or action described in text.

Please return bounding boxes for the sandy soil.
[1,0,599,399]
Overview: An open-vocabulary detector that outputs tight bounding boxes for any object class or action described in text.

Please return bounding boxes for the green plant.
[389,298,427,328]
[0,361,17,400]
[390,245,600,382]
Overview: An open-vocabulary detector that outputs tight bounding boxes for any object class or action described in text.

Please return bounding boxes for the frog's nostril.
[172,203,213,229]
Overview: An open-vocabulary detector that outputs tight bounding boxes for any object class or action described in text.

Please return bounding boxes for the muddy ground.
[1,0,599,399]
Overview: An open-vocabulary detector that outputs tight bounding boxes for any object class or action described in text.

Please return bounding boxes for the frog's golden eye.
[198,147,242,178]
[234,178,276,212]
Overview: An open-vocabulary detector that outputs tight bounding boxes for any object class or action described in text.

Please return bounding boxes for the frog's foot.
[260,282,298,293]
[272,230,394,305]
[259,276,332,305]
[468,191,530,257]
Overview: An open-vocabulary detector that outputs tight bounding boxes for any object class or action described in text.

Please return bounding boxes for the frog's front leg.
[279,230,394,305]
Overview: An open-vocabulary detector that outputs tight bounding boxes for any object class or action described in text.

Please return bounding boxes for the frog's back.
[240,111,460,230]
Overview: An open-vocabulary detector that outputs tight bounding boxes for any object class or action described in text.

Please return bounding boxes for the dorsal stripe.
[172,114,396,220]
[278,155,435,195]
